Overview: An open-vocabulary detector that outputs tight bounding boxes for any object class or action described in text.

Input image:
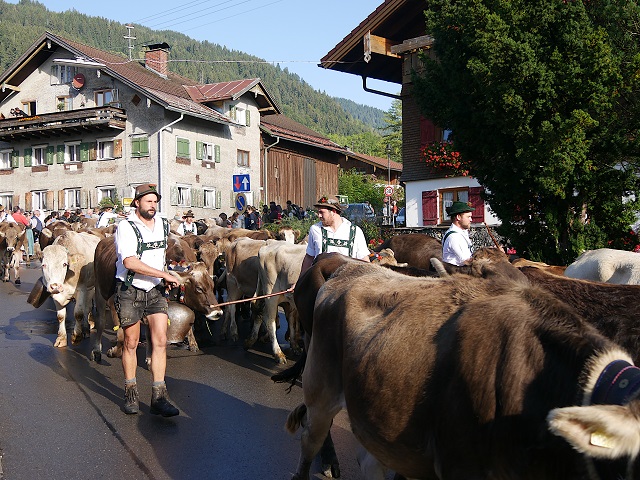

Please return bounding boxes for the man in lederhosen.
[300,196,370,275]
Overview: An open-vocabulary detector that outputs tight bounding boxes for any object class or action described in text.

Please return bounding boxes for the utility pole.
[124,25,136,61]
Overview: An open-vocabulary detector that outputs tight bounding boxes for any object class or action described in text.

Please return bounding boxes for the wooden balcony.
[0,106,126,141]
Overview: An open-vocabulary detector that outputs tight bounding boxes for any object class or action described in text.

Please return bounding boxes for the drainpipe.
[154,113,183,214]
[263,136,280,205]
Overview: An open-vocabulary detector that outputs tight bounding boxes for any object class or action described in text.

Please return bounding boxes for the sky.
[8,0,397,112]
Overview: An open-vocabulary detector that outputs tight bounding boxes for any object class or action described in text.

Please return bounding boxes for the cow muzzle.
[205,307,223,321]
[48,283,63,294]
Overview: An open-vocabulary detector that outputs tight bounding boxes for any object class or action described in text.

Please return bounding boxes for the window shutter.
[140,137,149,156]
[230,105,237,120]
[57,145,65,164]
[81,189,89,208]
[17,149,26,168]
[245,110,250,127]
[89,143,97,161]
[215,190,222,209]
[420,116,436,148]
[196,141,203,160]
[113,139,122,158]
[177,138,190,158]
[80,143,90,162]
[468,187,485,223]
[25,192,32,211]
[46,146,55,165]
[131,138,140,156]
[193,188,204,207]
[58,190,65,209]
[422,190,438,225]
[214,144,221,163]
[170,186,178,206]
[46,191,55,210]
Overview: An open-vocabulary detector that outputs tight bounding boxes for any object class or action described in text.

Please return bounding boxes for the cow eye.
[62,263,68,268]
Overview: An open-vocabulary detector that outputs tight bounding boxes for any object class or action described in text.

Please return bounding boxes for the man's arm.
[122,256,179,287]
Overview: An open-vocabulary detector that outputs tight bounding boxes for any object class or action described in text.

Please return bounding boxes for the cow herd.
[12,221,640,480]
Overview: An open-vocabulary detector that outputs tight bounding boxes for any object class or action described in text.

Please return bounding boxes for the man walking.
[442,201,475,266]
[114,183,180,416]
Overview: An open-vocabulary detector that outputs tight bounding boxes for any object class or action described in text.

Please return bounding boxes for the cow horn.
[431,258,449,277]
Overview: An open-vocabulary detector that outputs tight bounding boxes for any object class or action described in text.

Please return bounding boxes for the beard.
[138,207,156,220]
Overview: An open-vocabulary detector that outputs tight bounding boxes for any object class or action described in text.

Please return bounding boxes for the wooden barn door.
[303,157,316,210]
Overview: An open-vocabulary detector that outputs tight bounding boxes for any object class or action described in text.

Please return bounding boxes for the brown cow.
[510,256,567,275]
[287,261,640,480]
[0,222,26,284]
[374,233,442,270]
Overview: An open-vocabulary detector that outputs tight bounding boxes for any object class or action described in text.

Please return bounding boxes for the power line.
[145,0,254,30]
[182,0,287,34]
[133,0,222,24]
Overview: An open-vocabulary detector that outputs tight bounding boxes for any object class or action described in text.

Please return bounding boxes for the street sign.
[233,174,250,192]
[384,185,394,197]
[235,192,247,212]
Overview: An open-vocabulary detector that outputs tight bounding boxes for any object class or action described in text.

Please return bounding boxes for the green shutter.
[80,142,90,162]
[131,138,140,156]
[215,190,222,209]
[132,137,149,157]
[141,137,149,156]
[177,138,190,158]
[45,145,55,165]
[57,145,65,164]
[214,144,221,163]
[230,105,236,120]
[12,150,21,168]
[196,141,203,160]
[23,148,32,167]
[245,109,250,127]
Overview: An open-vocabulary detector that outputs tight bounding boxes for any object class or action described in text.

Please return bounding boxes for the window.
[131,136,149,157]
[51,65,77,84]
[31,191,48,210]
[0,150,11,169]
[57,96,72,111]
[33,145,47,166]
[176,137,190,158]
[21,101,36,116]
[95,90,113,107]
[65,188,82,209]
[97,139,114,160]
[203,143,214,161]
[229,103,250,126]
[203,187,222,209]
[0,193,12,211]
[441,188,469,223]
[97,186,115,203]
[237,149,249,167]
[177,185,191,207]
[65,142,81,163]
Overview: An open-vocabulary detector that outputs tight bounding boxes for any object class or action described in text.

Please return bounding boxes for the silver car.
[343,203,376,223]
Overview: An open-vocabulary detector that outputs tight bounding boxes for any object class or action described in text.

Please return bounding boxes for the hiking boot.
[123,384,139,415]
[150,384,179,417]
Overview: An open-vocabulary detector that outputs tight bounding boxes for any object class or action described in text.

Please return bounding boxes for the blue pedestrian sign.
[233,174,250,192]
[235,193,247,212]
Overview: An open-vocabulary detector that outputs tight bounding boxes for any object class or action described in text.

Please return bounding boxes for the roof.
[0,32,280,124]
[320,0,428,84]
[184,79,280,114]
[260,114,402,174]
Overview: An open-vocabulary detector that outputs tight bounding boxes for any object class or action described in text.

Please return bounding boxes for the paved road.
[0,261,374,480]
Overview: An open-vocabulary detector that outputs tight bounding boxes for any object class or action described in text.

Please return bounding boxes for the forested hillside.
[0,0,385,138]
[335,98,386,129]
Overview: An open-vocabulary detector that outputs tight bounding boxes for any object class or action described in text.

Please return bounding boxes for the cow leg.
[221,276,241,342]
[11,251,21,285]
[282,302,302,356]
[246,296,286,364]
[320,431,341,478]
[53,302,68,348]
[186,327,199,352]
[91,292,108,363]
[71,287,93,345]
[290,404,337,480]
[107,327,125,358]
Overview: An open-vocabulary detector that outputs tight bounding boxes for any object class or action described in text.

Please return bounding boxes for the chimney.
[143,42,171,77]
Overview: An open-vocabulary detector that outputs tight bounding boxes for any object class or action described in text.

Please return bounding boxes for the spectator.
[261,205,270,225]
[177,210,197,235]
[217,212,231,228]
[44,210,59,226]
[244,205,259,230]
[97,203,118,228]
[31,210,43,240]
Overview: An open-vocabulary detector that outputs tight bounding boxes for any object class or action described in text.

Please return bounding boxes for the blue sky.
[8,0,398,112]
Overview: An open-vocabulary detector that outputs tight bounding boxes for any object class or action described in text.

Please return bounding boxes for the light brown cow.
[0,222,26,284]
[287,261,640,480]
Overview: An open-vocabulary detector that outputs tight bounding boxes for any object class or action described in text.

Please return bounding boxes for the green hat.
[446,201,475,216]
[131,183,161,207]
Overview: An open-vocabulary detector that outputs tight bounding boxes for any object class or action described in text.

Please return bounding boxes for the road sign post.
[235,192,247,212]
[233,174,250,192]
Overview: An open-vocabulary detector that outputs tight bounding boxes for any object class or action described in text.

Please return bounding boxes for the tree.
[414,0,640,263]
[381,98,402,162]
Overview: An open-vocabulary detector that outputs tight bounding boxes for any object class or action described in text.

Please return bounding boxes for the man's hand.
[163,272,180,289]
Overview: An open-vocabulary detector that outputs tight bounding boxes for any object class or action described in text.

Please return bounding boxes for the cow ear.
[167,270,185,285]
[547,404,640,460]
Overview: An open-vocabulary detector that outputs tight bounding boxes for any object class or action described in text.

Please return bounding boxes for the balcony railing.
[0,106,126,141]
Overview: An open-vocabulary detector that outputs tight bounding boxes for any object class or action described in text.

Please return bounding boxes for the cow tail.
[285,403,307,434]
[271,351,306,391]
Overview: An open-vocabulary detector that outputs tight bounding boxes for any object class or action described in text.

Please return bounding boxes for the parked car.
[395,207,406,226]
[343,203,376,223]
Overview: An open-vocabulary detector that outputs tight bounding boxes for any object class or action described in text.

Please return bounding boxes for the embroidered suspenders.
[321,224,357,256]
[124,217,170,287]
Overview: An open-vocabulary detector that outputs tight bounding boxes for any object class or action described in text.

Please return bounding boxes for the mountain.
[0,0,386,137]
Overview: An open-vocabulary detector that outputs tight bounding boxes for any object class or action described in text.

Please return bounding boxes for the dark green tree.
[414,0,640,263]
[381,98,402,162]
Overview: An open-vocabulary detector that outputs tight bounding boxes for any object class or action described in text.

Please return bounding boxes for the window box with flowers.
[422,141,469,178]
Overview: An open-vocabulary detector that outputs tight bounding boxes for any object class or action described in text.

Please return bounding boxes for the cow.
[220,237,267,342]
[0,222,26,284]
[564,248,640,284]
[250,240,307,363]
[374,233,442,270]
[510,256,567,276]
[38,220,73,251]
[32,231,101,353]
[287,261,640,480]
[92,236,223,362]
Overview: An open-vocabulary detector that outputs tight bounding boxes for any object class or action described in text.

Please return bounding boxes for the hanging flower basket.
[421,141,469,177]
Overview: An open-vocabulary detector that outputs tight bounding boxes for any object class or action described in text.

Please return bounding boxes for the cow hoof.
[71,333,83,346]
[54,336,67,348]
[91,351,101,363]
[106,346,120,358]
[275,354,287,365]
[14,278,20,285]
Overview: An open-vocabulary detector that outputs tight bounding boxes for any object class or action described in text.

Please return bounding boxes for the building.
[320,0,499,228]
[0,32,277,218]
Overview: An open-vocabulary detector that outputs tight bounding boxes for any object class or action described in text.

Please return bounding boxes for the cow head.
[275,226,300,244]
[41,244,85,294]
[169,262,223,321]
[0,223,25,253]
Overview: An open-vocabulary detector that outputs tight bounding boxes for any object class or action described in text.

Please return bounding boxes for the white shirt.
[115,212,167,291]
[177,221,197,236]
[306,217,369,260]
[442,224,473,266]
[0,212,15,223]
[97,211,118,228]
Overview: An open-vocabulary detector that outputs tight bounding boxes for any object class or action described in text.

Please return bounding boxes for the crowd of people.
[210,200,307,232]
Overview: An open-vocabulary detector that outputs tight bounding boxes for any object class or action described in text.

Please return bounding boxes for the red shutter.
[468,187,485,223]
[420,117,436,148]
[422,190,438,225]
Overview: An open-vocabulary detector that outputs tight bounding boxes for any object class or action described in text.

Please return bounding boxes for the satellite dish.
[72,73,85,90]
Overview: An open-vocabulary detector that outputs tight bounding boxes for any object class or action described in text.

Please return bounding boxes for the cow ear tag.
[590,431,615,449]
